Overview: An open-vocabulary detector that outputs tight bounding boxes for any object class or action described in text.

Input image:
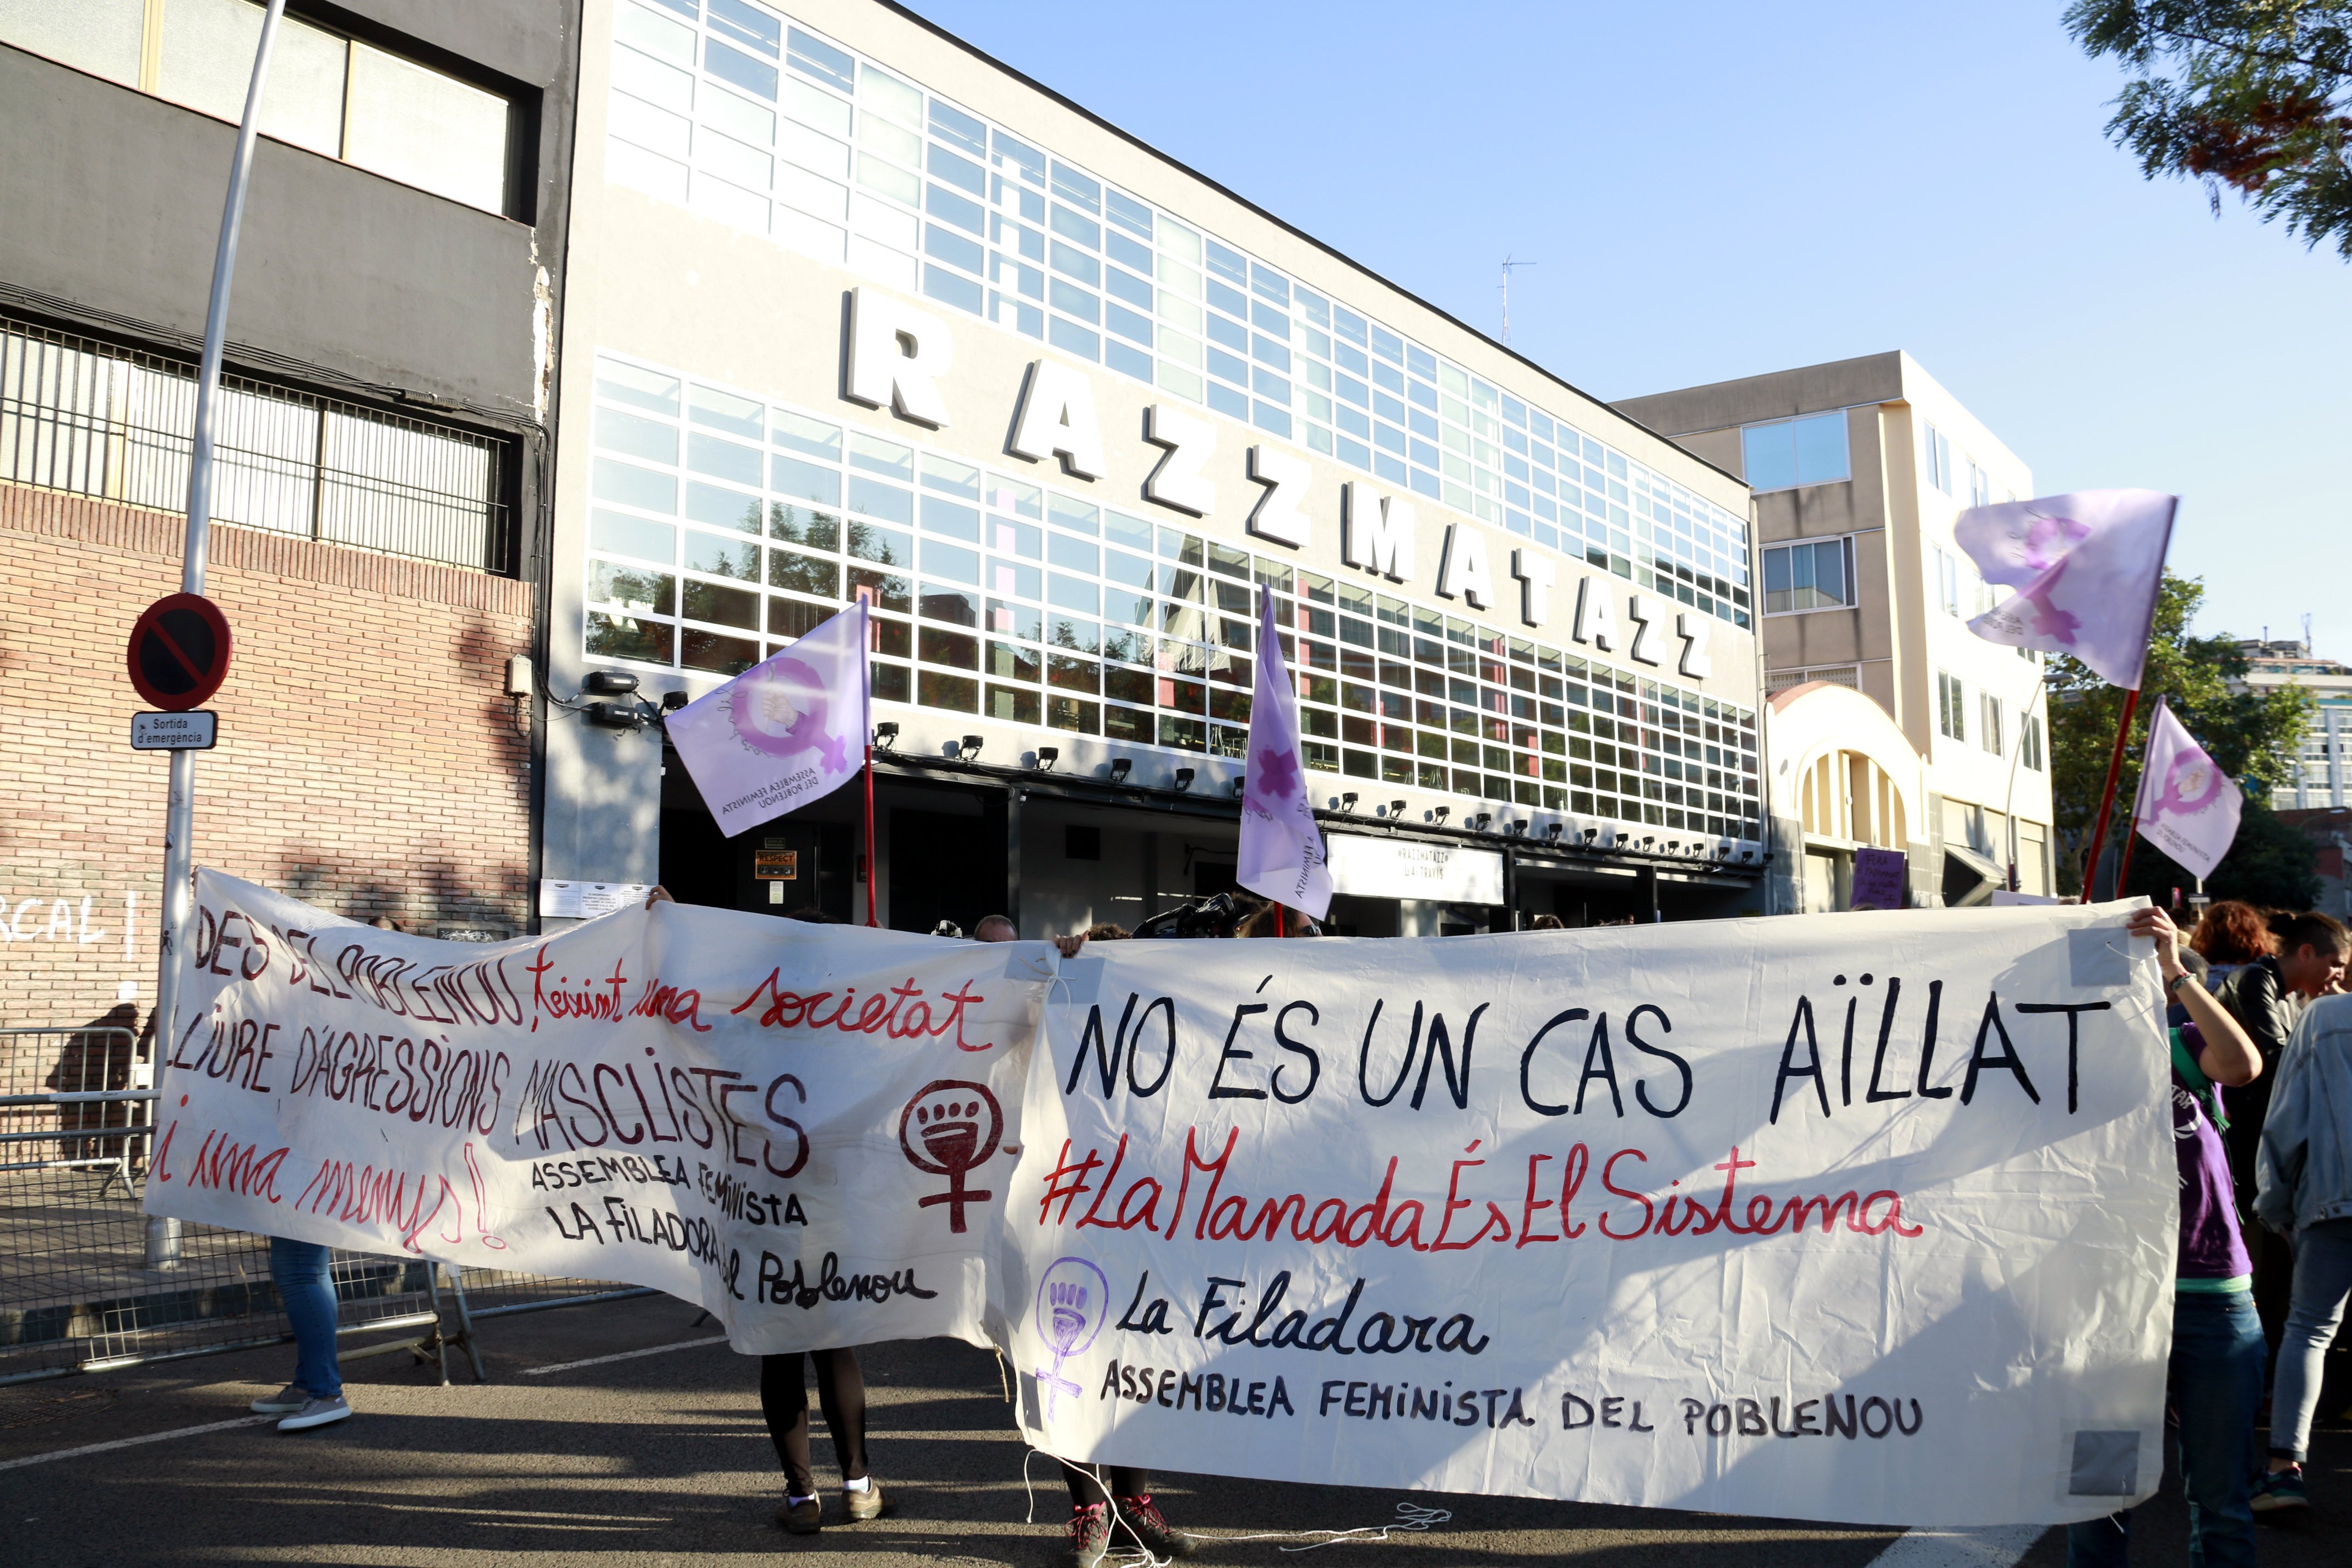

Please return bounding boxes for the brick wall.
[0,482,536,1034]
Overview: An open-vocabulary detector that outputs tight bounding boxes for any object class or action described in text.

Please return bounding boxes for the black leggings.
[760,1349,868,1496]
[1061,1460,1150,1508]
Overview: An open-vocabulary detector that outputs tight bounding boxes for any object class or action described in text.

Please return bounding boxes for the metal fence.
[0,313,514,574]
[0,1026,645,1387]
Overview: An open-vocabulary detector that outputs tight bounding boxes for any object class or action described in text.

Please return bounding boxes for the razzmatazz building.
[546,0,1769,938]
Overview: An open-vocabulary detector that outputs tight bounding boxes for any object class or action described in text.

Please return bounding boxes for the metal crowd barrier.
[0,1025,650,1386]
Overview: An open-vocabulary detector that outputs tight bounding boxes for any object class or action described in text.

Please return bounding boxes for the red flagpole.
[863,744,878,927]
[2081,687,2141,901]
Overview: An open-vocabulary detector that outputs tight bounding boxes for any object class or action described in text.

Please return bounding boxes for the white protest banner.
[1003,905,2173,1527]
[152,874,2173,1527]
[148,869,1052,1354]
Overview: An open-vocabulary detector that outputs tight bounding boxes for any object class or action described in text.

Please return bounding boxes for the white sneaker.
[277,1394,351,1431]
[249,1384,309,1414]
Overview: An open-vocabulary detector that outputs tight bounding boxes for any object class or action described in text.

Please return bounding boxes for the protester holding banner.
[764,1347,880,1532]
[2214,912,2349,1346]
[2251,990,2352,1513]
[246,1238,350,1431]
[643,885,883,1532]
[969,918,1199,1562]
[2070,906,2266,1568]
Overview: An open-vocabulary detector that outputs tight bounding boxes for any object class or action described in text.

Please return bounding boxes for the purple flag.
[1953,488,2174,690]
[2131,698,2242,881]
[665,601,870,837]
[1237,586,1332,919]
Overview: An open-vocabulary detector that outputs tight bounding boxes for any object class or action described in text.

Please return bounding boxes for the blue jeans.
[2067,1291,2264,1568]
[2269,1217,2352,1464]
[269,1238,342,1399]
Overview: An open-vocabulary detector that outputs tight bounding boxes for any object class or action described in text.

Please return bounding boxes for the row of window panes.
[1,0,514,215]
[1934,669,2044,770]
[601,0,1753,631]
[585,353,1766,835]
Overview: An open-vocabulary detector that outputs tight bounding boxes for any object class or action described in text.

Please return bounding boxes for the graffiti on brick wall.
[0,892,138,960]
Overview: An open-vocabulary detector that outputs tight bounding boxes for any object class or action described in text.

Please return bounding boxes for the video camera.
[1132,892,1246,939]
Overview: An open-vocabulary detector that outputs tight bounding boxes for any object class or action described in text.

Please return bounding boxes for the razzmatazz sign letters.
[152,872,2174,1526]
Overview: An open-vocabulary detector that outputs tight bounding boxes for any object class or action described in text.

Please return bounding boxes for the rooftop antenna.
[1500,256,1536,345]
[2304,612,2313,655]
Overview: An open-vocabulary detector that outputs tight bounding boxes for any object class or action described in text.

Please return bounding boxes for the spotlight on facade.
[1034,746,1058,771]
[1387,799,1407,820]
[1108,758,1133,783]
[959,734,983,761]
[583,669,640,696]
[1430,805,1450,825]
[1469,812,1492,832]
[1506,820,1526,837]
[1173,767,1195,792]
[1582,826,1599,843]
[1547,823,1564,844]
[659,690,689,712]
[873,721,899,749]
[1229,777,1246,797]
[1339,792,1359,813]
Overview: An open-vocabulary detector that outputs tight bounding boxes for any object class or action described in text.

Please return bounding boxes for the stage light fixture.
[958,735,983,761]
[1108,758,1133,783]
[1173,767,1195,792]
[1034,747,1058,771]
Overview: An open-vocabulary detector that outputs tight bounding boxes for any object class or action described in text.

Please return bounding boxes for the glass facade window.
[601,0,1753,630]
[1936,671,1967,743]
[1,0,514,215]
[585,350,1767,841]
[1740,412,1849,492]
[1761,538,1853,614]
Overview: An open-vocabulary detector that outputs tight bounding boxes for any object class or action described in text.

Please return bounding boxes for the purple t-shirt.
[2170,1025,2251,1288]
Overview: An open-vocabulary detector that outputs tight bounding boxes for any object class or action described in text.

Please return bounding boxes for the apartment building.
[0,0,580,1025]
[1616,352,2054,911]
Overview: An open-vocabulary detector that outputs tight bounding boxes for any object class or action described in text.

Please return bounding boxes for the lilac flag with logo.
[665,601,870,837]
[1953,489,2174,690]
[1237,586,1332,919]
[2131,698,2242,881]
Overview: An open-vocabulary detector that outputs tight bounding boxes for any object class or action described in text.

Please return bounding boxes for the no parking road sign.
[127,593,232,711]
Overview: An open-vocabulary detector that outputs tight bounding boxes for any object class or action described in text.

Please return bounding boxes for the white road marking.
[0,1413,276,1472]
[1868,1524,2047,1567]
[520,1334,729,1376]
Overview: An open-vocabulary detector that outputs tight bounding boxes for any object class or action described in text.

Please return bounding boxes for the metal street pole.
[145,0,285,1272]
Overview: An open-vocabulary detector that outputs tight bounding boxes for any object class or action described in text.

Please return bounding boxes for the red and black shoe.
[1068,1501,1112,1568]
[1115,1494,1197,1559]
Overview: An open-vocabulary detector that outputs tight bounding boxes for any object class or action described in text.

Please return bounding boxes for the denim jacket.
[2254,993,2352,1233]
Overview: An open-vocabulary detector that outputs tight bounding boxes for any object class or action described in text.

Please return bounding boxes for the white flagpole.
[146,0,286,1273]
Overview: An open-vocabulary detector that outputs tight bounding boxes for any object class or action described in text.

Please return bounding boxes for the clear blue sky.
[899,0,2350,658]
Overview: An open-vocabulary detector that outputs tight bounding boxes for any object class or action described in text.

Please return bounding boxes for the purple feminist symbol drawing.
[727,656,851,771]
[2149,749,2225,823]
[2016,511,2091,572]
[1032,1257,1109,1419]
[2013,556,2082,646]
[1246,745,1300,809]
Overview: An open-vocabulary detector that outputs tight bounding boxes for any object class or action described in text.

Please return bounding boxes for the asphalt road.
[0,1294,2342,1567]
